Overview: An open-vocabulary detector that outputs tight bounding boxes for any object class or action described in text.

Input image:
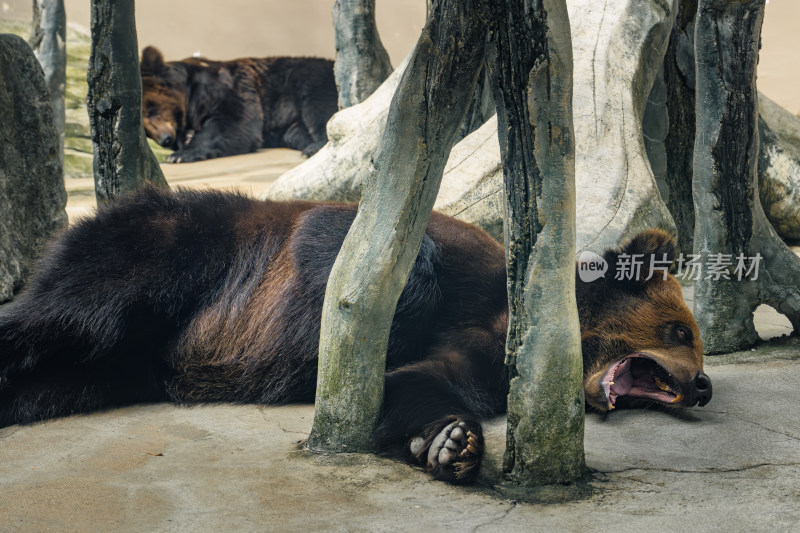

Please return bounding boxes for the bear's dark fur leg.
[168,115,262,163]
[300,140,326,157]
[0,373,107,427]
[375,335,505,483]
[376,364,487,483]
[282,122,315,153]
[0,302,173,427]
[0,352,170,426]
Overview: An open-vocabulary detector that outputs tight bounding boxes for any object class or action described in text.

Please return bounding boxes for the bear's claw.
[412,418,483,484]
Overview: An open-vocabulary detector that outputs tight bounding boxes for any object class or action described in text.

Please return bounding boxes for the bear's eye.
[146,104,159,118]
[671,324,693,345]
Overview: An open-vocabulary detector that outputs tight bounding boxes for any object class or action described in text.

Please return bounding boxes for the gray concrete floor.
[1,304,798,532]
[2,153,799,532]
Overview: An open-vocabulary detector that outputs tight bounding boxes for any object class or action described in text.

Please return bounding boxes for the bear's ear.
[141,46,165,75]
[604,229,676,285]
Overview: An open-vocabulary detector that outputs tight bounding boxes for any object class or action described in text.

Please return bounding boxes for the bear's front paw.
[167,150,209,164]
[410,417,483,484]
[301,140,326,158]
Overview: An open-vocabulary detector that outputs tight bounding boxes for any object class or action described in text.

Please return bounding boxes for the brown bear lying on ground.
[0,187,711,483]
[140,46,338,162]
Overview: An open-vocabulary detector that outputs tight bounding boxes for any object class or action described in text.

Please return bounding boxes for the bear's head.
[141,46,187,150]
[577,229,711,412]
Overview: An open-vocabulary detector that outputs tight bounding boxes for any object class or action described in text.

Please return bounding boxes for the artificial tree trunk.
[308,0,489,452]
[332,0,393,109]
[87,0,167,203]
[487,0,585,486]
[441,0,682,253]
[693,0,800,354]
[651,1,800,252]
[659,0,697,256]
[458,66,495,140]
[30,0,66,165]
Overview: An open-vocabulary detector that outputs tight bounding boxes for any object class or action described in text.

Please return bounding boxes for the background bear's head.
[577,229,712,412]
[141,46,188,150]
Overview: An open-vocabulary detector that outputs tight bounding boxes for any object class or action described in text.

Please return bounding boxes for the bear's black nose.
[160,134,174,147]
[688,371,712,407]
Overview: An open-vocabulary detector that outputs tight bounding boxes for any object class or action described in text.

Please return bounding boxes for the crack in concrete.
[274,420,309,436]
[692,408,800,442]
[471,501,517,533]
[590,0,609,140]
[727,411,800,442]
[599,462,800,476]
[258,408,309,436]
[0,426,21,439]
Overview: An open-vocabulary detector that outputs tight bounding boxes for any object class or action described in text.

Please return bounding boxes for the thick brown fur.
[0,187,710,484]
[140,46,338,162]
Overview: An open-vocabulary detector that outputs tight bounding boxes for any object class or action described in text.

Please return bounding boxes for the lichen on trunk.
[487,0,585,486]
[661,0,697,256]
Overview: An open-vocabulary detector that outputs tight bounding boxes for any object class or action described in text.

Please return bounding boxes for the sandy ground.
[63,148,305,221]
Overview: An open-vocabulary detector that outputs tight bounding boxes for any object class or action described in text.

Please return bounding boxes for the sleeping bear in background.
[140,46,338,162]
[0,187,712,484]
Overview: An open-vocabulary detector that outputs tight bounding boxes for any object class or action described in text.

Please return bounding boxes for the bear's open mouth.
[600,354,683,410]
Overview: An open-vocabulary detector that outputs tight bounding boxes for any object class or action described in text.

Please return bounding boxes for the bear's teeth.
[654,376,672,393]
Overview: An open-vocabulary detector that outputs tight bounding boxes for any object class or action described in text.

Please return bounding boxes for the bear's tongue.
[601,355,683,410]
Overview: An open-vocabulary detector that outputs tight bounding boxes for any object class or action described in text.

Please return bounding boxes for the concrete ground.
[1,337,798,532]
[2,151,799,532]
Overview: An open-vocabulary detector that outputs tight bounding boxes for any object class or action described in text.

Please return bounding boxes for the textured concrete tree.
[332,0,393,109]
[310,0,586,488]
[661,0,697,256]
[87,0,167,202]
[30,0,66,164]
[308,0,490,452]
[486,0,584,485]
[654,0,800,250]
[693,0,800,353]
